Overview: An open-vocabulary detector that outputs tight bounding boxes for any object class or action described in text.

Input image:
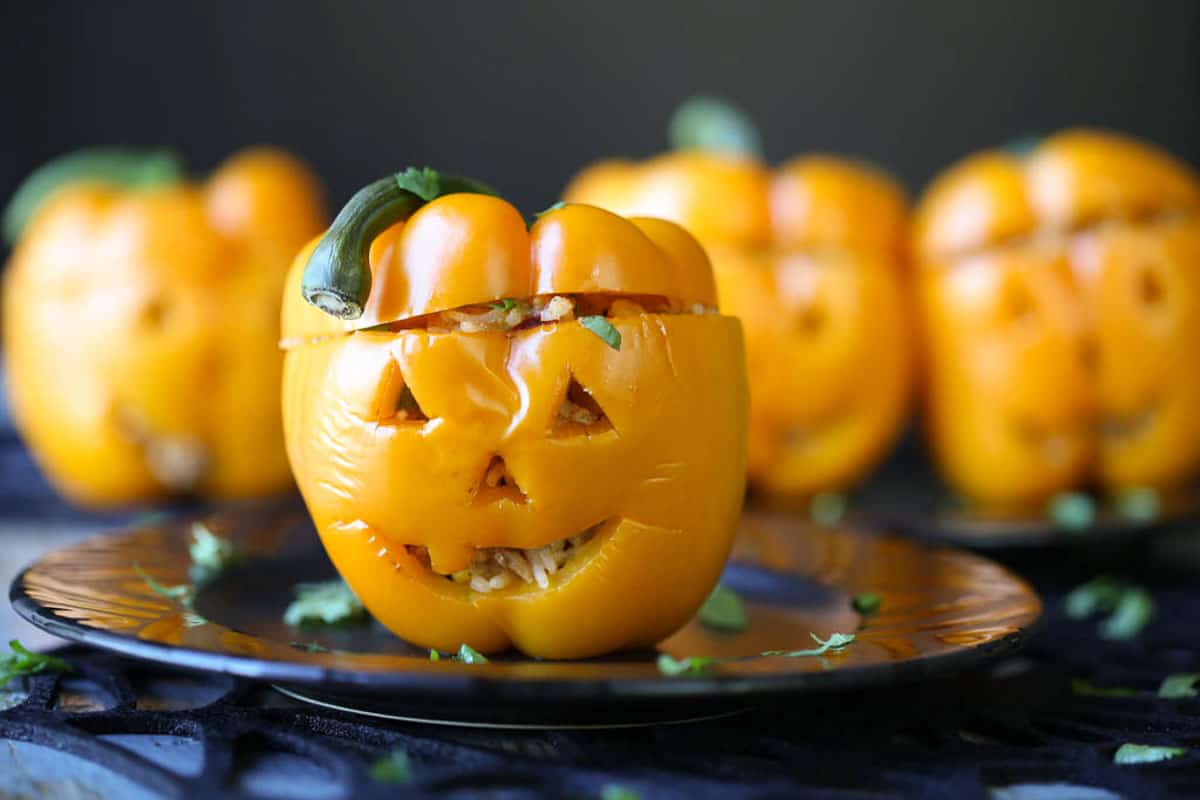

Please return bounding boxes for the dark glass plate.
[10,502,1041,727]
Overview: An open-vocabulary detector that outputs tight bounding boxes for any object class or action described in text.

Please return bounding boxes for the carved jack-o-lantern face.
[566,153,913,498]
[282,182,747,659]
[916,130,1200,508]
[2,149,325,507]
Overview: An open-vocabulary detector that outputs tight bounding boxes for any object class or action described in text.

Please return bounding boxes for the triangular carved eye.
[375,358,430,424]
[550,376,613,437]
[473,455,529,505]
[394,385,429,422]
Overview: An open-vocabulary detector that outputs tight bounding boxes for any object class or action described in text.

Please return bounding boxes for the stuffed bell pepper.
[915,130,1200,509]
[2,148,326,507]
[565,98,913,503]
[281,168,749,659]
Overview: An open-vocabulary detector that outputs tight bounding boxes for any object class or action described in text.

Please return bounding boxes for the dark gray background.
[2,1,1198,233]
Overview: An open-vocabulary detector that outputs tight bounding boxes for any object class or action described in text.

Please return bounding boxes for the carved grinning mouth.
[1100,406,1157,442]
[403,519,611,594]
[1010,418,1083,464]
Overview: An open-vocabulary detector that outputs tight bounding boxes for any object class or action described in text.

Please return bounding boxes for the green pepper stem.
[3,148,183,245]
[667,96,763,157]
[301,167,498,320]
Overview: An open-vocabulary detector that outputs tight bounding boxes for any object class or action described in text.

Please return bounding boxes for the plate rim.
[9,517,1043,701]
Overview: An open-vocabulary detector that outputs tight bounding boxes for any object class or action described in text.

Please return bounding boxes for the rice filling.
[405,525,600,593]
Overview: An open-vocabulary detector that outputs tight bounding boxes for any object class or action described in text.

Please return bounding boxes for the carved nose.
[1078,338,1098,374]
[473,455,528,505]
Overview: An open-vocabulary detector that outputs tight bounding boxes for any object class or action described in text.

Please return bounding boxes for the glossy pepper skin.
[566,152,912,499]
[282,179,748,659]
[3,148,326,507]
[914,130,1200,509]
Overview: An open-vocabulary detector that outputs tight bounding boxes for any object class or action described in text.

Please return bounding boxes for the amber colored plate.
[10,502,1041,727]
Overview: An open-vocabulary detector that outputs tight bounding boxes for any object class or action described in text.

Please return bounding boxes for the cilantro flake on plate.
[283,579,366,626]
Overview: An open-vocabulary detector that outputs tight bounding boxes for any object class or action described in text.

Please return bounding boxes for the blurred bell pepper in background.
[914,130,1200,510]
[282,169,748,658]
[2,148,326,508]
[565,98,913,503]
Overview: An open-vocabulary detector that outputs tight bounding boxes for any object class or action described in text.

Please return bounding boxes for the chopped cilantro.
[1159,673,1200,699]
[1116,487,1160,523]
[1113,743,1186,765]
[284,580,366,626]
[1100,588,1155,641]
[852,593,882,617]
[1071,678,1137,698]
[290,641,332,654]
[428,644,489,663]
[455,644,488,664]
[0,640,70,687]
[762,631,856,658]
[698,583,747,632]
[188,522,240,583]
[580,315,621,350]
[810,492,847,526]
[1064,576,1125,619]
[658,631,857,677]
[601,786,642,800]
[656,654,716,676]
[1065,577,1154,640]
[369,749,413,784]
[490,298,517,312]
[134,563,194,607]
[1048,492,1095,532]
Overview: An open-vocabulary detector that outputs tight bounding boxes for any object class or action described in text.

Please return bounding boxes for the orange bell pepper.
[281,168,748,659]
[564,99,913,501]
[914,130,1200,509]
[2,148,326,507]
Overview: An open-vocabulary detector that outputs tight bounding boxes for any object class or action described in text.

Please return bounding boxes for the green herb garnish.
[455,644,488,664]
[0,640,70,687]
[656,654,717,676]
[1064,576,1124,619]
[1159,673,1200,699]
[490,298,518,312]
[394,166,441,201]
[283,580,366,626]
[1064,576,1154,640]
[1116,487,1160,523]
[852,593,882,617]
[657,630,856,677]
[1071,678,1137,698]
[134,563,194,607]
[1099,588,1155,641]
[810,492,847,526]
[580,315,621,350]
[1113,743,1186,765]
[188,522,240,583]
[601,786,642,800]
[1048,491,1096,532]
[369,749,413,784]
[290,641,332,654]
[762,632,856,658]
[428,644,489,664]
[698,583,747,632]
